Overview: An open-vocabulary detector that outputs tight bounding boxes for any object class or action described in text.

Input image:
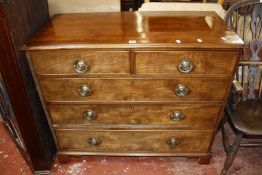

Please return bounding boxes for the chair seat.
[230,100,262,136]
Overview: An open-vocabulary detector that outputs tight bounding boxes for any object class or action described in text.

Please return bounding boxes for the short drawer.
[40,78,230,102]
[49,104,221,129]
[136,51,238,75]
[55,129,213,153]
[29,50,130,75]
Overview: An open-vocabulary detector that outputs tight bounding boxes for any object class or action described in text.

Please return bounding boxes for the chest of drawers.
[24,11,243,164]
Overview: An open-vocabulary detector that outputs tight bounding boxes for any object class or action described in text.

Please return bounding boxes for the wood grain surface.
[55,129,213,153]
[23,12,244,50]
[39,78,230,102]
[49,104,221,129]
[30,50,130,75]
[136,51,238,75]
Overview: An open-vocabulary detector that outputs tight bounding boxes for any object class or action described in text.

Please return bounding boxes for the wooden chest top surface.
[24,11,243,50]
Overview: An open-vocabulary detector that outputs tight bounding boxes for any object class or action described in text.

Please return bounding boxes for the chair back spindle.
[225,0,262,100]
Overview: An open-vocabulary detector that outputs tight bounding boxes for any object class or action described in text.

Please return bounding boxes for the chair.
[221,0,262,174]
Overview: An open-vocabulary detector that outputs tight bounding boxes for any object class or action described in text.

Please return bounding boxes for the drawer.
[49,104,221,129]
[136,51,238,75]
[29,50,130,75]
[55,129,213,153]
[40,78,230,102]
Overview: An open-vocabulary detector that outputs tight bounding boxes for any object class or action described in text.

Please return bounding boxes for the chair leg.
[216,106,229,134]
[221,133,243,175]
[216,115,227,134]
[221,125,230,155]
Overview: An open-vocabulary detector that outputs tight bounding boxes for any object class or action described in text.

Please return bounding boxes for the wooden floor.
[0,121,262,175]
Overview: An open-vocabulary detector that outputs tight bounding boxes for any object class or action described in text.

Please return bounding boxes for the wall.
[48,0,120,17]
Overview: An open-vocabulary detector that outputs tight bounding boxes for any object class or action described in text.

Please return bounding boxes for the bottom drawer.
[55,129,213,153]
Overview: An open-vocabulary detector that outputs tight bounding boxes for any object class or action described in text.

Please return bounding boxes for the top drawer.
[135,51,238,76]
[29,50,130,76]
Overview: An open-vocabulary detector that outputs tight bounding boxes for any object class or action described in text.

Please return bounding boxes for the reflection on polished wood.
[24,12,243,50]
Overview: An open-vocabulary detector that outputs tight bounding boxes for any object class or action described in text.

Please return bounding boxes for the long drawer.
[55,129,213,153]
[49,104,221,129]
[29,50,130,75]
[136,51,238,75]
[40,78,230,102]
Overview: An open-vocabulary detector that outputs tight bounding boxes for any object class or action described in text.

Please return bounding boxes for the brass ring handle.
[177,59,193,73]
[167,138,180,148]
[175,84,189,97]
[78,85,92,96]
[74,59,89,74]
[83,110,96,120]
[88,137,101,145]
[170,111,184,121]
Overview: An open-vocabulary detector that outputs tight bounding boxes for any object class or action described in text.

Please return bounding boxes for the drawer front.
[29,50,130,75]
[136,51,238,75]
[40,78,230,102]
[49,104,221,129]
[55,129,213,153]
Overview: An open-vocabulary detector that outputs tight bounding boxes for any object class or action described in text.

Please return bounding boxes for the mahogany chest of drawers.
[24,11,243,164]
